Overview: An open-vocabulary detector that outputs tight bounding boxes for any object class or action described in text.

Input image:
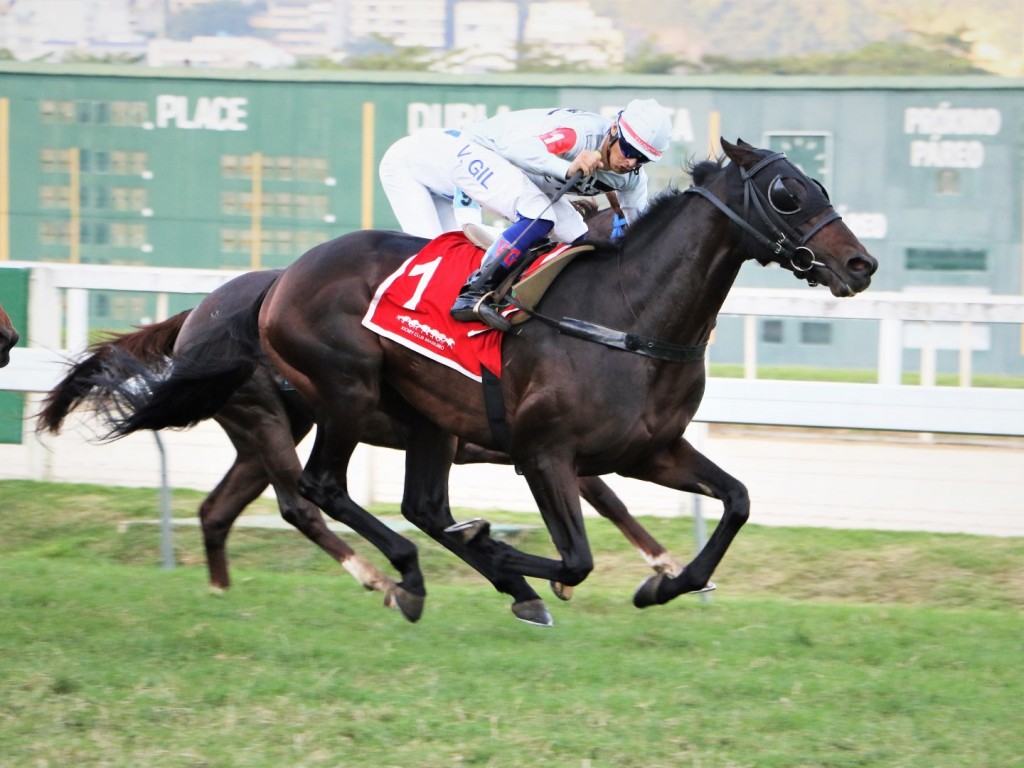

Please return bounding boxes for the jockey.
[378,99,673,330]
[447,99,672,329]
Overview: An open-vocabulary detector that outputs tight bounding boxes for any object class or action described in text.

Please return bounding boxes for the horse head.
[0,305,18,367]
[715,138,877,297]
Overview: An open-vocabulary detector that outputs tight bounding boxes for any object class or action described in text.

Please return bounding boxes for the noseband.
[684,151,842,276]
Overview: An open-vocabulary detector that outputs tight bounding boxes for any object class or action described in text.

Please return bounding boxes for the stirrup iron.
[471,291,511,332]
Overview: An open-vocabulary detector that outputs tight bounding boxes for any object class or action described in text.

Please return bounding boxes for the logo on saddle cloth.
[361,231,586,383]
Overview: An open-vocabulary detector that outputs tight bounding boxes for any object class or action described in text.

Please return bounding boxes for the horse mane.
[689,156,725,187]
[613,156,727,252]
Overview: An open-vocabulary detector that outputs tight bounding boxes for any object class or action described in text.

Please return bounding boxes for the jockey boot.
[449,241,514,332]
[450,217,553,332]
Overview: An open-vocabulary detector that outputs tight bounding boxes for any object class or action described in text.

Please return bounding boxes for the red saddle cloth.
[361,231,503,382]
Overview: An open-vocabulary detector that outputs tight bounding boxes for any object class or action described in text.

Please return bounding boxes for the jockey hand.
[567,150,603,178]
[611,213,628,240]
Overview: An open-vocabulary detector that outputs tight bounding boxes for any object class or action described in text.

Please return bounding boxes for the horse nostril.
[848,253,878,276]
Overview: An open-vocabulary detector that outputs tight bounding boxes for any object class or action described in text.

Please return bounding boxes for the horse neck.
[619,187,746,345]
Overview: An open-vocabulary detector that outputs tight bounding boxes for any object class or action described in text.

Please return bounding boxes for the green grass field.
[1,479,1022,768]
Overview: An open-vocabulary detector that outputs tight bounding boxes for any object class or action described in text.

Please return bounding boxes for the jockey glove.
[611,213,628,240]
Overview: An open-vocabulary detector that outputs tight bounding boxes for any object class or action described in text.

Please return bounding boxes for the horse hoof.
[512,599,553,627]
[634,573,717,608]
[444,517,491,544]
[550,581,574,601]
[633,572,667,609]
[689,581,717,595]
[385,586,425,623]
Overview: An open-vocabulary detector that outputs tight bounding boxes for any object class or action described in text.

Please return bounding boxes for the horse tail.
[36,310,190,434]
[99,286,270,438]
[110,310,189,363]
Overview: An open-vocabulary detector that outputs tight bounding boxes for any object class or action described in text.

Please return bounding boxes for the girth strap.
[480,366,511,452]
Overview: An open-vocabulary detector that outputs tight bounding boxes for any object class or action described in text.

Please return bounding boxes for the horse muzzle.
[792,246,877,297]
[0,331,17,367]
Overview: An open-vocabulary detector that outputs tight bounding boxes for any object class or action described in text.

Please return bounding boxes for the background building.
[0,0,140,60]
[147,36,297,68]
[0,0,629,71]
[248,0,343,59]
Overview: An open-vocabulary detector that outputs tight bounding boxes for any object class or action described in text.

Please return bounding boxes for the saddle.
[462,223,594,326]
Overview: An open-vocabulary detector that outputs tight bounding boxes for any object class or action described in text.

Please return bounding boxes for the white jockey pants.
[379,130,474,238]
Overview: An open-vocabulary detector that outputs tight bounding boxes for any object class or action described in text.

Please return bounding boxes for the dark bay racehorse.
[38,270,680,599]
[0,302,18,367]
[98,140,878,625]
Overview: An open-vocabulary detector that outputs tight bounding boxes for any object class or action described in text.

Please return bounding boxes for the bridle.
[511,152,846,362]
[683,151,842,280]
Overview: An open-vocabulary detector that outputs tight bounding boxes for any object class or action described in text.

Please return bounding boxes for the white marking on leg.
[641,550,684,577]
[342,555,397,593]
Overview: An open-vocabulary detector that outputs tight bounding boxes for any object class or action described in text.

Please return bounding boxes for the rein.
[512,300,707,363]
[684,151,841,275]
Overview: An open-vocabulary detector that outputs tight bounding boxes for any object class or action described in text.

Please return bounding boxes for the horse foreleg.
[551,475,683,602]
[453,440,514,465]
[453,455,595,592]
[622,437,748,608]
[453,444,676,598]
[402,418,551,626]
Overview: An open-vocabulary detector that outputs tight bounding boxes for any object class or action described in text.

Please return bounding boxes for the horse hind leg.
[279,498,396,595]
[298,420,427,623]
[201,453,396,597]
[208,385,397,596]
[197,457,266,591]
[452,444,679,604]
[577,475,684,577]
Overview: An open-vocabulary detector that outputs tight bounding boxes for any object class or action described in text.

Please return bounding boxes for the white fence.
[3,261,1024,433]
[1,262,1023,536]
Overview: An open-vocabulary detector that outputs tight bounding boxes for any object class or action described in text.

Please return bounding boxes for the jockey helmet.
[616,98,672,163]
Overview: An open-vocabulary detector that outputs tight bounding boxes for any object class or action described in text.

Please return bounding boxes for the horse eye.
[768,176,801,214]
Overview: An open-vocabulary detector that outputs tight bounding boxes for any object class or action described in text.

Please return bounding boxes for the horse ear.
[720,138,756,166]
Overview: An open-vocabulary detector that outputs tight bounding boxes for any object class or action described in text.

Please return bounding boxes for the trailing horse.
[0,302,18,367]
[93,140,878,625]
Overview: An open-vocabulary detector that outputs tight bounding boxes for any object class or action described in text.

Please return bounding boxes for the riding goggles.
[616,135,650,165]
